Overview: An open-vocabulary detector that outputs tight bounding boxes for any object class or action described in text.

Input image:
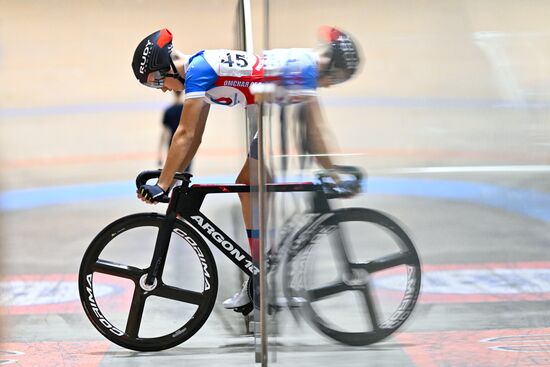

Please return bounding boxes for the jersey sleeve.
[184,51,218,99]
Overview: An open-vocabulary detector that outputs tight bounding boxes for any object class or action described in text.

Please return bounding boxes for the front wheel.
[79,213,218,351]
[283,208,421,346]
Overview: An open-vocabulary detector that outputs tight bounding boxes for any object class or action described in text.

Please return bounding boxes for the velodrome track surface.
[1,1,549,366]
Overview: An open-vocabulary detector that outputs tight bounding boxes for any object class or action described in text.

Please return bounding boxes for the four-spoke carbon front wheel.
[79,213,218,351]
[283,208,421,346]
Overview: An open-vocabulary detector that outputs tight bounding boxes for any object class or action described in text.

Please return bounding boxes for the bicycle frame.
[144,179,330,285]
[81,167,420,351]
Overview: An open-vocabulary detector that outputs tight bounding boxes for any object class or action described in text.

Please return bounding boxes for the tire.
[79,213,218,351]
[283,208,421,346]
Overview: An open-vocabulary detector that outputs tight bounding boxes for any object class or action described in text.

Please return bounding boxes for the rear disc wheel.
[284,208,421,346]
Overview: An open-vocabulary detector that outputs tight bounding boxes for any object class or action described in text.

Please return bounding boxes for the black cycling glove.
[138,184,169,203]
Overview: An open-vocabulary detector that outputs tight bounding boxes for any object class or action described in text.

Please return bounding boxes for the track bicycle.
[78,168,421,351]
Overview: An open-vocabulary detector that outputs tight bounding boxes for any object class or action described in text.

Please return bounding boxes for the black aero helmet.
[318,26,360,82]
[131,28,184,88]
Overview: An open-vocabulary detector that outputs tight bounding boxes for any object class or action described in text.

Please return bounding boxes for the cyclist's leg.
[222,157,259,310]
[236,134,273,261]
[236,156,260,262]
[227,137,272,309]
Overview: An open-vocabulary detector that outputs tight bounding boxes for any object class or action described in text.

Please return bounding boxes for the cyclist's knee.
[237,159,253,185]
[236,165,271,185]
[236,172,250,185]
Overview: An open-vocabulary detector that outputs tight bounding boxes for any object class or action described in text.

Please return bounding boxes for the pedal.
[271,296,307,310]
[233,302,253,316]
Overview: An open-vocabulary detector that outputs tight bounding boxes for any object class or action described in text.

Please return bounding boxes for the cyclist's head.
[318,26,361,85]
[131,28,185,89]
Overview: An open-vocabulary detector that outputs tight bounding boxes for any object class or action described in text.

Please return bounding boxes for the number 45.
[221,52,248,68]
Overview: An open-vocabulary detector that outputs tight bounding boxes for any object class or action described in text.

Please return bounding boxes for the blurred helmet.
[131,28,184,88]
[318,26,360,83]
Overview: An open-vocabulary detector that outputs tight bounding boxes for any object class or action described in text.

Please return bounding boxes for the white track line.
[272,153,365,158]
[382,165,550,174]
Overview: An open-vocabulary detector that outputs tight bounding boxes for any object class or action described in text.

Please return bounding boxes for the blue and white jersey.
[183,48,319,107]
[263,48,319,103]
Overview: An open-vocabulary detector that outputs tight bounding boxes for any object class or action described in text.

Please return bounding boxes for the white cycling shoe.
[222,280,252,309]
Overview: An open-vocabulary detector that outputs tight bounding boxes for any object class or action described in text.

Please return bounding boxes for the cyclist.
[132,26,360,309]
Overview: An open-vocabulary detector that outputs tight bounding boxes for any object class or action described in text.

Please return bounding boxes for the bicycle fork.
[143,183,187,288]
[144,212,177,287]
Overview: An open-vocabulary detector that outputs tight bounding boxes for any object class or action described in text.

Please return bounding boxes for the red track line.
[0,147,547,169]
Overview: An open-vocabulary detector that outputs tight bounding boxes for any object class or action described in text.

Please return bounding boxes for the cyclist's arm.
[301,96,336,170]
[157,98,209,191]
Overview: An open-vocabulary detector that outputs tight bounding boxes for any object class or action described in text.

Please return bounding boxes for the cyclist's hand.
[137,184,169,204]
[333,180,360,198]
[319,165,364,198]
[329,172,341,184]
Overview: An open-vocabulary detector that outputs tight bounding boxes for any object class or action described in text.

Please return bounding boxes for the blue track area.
[1,176,549,222]
[371,178,550,222]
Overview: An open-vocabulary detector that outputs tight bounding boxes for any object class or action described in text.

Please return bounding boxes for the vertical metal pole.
[243,0,256,153]
[264,0,270,50]
[259,1,270,366]
[243,0,254,52]
[257,103,267,367]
